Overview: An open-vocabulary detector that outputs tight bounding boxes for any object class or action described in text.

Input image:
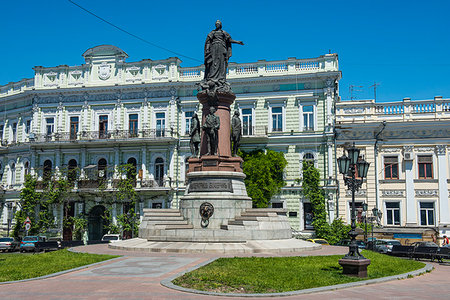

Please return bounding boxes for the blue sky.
[1,0,449,102]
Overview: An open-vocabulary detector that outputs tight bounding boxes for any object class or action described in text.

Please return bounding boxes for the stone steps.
[146,220,189,225]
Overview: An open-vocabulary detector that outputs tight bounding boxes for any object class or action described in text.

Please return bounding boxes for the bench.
[435,247,450,263]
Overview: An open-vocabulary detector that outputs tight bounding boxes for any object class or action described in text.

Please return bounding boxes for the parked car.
[306,238,329,245]
[411,241,439,248]
[0,237,20,252]
[20,236,46,252]
[356,240,366,249]
[334,239,350,246]
[101,234,121,243]
[374,239,402,254]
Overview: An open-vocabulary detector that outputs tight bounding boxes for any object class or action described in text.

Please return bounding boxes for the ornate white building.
[0,45,340,239]
[336,97,450,242]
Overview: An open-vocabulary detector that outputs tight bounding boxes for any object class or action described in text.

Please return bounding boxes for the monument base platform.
[188,155,243,172]
[338,258,371,278]
[109,238,321,254]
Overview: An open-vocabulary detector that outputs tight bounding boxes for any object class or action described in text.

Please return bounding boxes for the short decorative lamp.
[337,143,371,277]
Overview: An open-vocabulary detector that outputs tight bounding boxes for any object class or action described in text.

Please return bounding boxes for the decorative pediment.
[152,64,168,79]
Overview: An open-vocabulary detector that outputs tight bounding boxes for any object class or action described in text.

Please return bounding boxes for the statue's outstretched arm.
[230,39,244,45]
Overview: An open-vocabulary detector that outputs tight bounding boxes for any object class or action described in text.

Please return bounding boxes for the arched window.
[10,163,16,185]
[98,158,107,179]
[155,158,164,186]
[43,160,52,181]
[303,153,315,164]
[68,159,78,183]
[24,161,30,176]
[126,157,137,180]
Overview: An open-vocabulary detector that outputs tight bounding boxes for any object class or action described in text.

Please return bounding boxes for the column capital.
[435,145,446,155]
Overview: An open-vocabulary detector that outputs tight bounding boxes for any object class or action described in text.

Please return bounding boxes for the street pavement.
[0,244,448,299]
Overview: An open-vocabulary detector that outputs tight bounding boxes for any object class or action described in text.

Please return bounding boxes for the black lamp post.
[362,203,368,244]
[337,143,371,277]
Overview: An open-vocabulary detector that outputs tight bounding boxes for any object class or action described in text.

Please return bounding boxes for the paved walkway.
[0,244,448,299]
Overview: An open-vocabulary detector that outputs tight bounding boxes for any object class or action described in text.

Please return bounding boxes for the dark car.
[411,241,438,248]
[334,239,350,246]
[0,237,20,252]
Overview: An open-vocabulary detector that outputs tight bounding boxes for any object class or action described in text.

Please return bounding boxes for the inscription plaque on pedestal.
[188,179,233,193]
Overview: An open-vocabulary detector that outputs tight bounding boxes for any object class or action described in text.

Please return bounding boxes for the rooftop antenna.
[349,85,363,100]
[369,82,380,102]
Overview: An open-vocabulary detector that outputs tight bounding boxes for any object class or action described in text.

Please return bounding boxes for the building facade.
[0,45,341,238]
[336,97,450,242]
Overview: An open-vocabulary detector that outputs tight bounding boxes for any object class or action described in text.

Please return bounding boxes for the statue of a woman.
[203,20,244,89]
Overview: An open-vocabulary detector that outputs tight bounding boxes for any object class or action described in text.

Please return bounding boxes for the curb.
[161,259,433,297]
[0,249,122,285]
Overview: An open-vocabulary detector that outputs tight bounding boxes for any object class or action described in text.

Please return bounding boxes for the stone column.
[404,146,416,225]
[141,146,147,179]
[80,147,86,179]
[198,92,235,157]
[327,141,333,179]
[436,145,450,225]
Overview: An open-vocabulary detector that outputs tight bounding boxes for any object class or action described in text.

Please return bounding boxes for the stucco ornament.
[98,62,111,80]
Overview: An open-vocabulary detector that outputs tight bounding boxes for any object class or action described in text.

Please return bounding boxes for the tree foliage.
[13,174,60,238]
[241,149,287,208]
[301,161,350,244]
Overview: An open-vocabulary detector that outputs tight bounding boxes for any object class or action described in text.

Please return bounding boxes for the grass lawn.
[173,251,426,294]
[0,249,119,282]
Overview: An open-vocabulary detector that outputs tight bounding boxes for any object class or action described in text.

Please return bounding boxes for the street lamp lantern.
[357,159,370,179]
[362,203,368,212]
[372,207,378,217]
[338,144,371,278]
[337,155,350,175]
[347,143,360,165]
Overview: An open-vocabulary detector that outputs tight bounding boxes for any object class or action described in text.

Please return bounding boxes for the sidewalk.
[0,244,447,299]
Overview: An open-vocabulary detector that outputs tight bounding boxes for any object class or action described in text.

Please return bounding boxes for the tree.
[302,161,329,238]
[111,164,140,238]
[241,149,287,208]
[301,161,351,244]
[13,174,55,238]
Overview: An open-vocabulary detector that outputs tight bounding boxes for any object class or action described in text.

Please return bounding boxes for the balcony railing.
[34,178,165,191]
[336,97,450,123]
[33,129,175,143]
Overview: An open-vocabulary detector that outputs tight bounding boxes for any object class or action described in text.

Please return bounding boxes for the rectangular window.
[418,155,433,179]
[12,123,17,143]
[384,156,399,179]
[420,202,434,226]
[129,114,138,137]
[184,111,194,135]
[70,117,79,140]
[271,107,283,132]
[156,112,165,137]
[25,120,31,134]
[99,115,108,139]
[302,105,314,131]
[242,108,253,135]
[0,124,3,141]
[386,202,400,225]
[46,118,54,135]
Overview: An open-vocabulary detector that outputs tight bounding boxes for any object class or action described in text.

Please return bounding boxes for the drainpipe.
[374,121,386,211]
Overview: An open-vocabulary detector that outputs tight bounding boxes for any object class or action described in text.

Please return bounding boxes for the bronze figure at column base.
[188,155,243,173]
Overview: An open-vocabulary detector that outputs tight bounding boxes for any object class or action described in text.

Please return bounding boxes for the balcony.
[336,97,450,123]
[33,129,176,143]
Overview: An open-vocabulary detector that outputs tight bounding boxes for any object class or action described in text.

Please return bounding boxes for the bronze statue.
[201,20,244,90]
[231,110,241,156]
[202,106,220,155]
[189,112,201,157]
